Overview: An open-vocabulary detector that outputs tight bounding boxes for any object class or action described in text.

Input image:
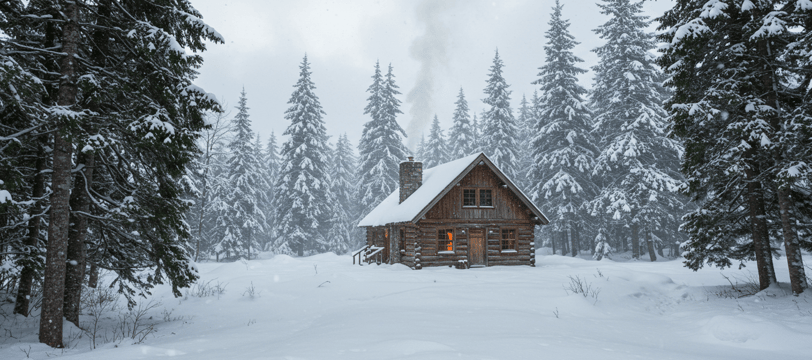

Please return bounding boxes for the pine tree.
[416,133,428,162]
[357,61,409,215]
[424,115,449,167]
[264,131,280,250]
[657,0,810,292]
[448,88,475,160]
[515,94,535,191]
[590,0,685,262]
[216,90,269,260]
[1,0,223,346]
[481,50,519,178]
[471,113,481,153]
[529,0,599,257]
[326,134,359,253]
[275,55,331,256]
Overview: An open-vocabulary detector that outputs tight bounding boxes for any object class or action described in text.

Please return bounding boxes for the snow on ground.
[2,252,812,360]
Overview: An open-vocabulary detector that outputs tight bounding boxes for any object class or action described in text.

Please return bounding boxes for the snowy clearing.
[2,253,811,360]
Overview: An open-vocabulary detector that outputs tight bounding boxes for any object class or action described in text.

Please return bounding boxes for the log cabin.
[357,153,549,269]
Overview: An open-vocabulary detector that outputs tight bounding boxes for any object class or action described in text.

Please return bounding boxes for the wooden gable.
[424,163,533,222]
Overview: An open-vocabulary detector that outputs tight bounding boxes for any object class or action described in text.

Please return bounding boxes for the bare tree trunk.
[64,153,94,326]
[14,137,48,316]
[746,165,778,290]
[646,227,657,262]
[87,263,99,288]
[568,222,576,257]
[39,1,79,348]
[551,230,556,255]
[561,231,568,256]
[776,186,807,294]
[656,237,664,257]
[631,222,640,260]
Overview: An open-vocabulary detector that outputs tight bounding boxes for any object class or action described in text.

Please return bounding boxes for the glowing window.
[437,229,454,252]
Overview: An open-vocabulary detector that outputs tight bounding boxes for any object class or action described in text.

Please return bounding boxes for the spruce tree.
[529,0,599,257]
[471,113,481,153]
[1,0,223,346]
[275,55,331,256]
[424,115,449,168]
[264,131,280,250]
[357,61,409,215]
[657,0,810,291]
[326,134,359,253]
[515,94,535,191]
[216,90,268,260]
[481,50,519,178]
[448,88,475,160]
[590,0,685,261]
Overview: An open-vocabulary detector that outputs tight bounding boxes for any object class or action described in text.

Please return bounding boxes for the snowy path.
[2,253,811,359]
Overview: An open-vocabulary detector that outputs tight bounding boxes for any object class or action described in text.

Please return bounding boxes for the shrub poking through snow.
[186,279,228,299]
[564,275,601,304]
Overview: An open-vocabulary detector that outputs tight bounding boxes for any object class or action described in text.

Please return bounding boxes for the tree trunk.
[631,222,640,260]
[757,37,807,294]
[13,137,48,316]
[551,230,556,255]
[561,231,568,256]
[39,1,80,348]
[745,164,778,290]
[87,263,99,289]
[568,222,576,257]
[656,237,664,257]
[64,153,94,326]
[776,186,807,294]
[646,227,657,262]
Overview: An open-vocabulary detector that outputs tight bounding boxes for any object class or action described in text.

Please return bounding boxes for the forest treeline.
[0,0,810,349]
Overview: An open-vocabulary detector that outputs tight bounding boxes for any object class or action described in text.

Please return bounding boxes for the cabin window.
[437,229,454,253]
[479,189,493,207]
[501,229,516,251]
[462,188,495,208]
[463,189,477,207]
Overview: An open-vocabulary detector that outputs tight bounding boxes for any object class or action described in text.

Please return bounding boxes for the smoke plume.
[405,0,454,150]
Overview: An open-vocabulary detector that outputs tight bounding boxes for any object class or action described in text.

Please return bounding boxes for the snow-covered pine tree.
[424,115,449,168]
[529,0,599,257]
[416,133,428,162]
[590,0,685,262]
[326,134,359,253]
[481,50,519,178]
[216,89,269,260]
[656,0,812,291]
[357,61,409,215]
[263,131,280,250]
[448,88,475,160]
[471,113,481,153]
[188,110,232,262]
[515,94,535,191]
[2,0,223,346]
[275,55,332,256]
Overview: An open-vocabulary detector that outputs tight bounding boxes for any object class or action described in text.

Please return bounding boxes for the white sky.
[190,0,675,151]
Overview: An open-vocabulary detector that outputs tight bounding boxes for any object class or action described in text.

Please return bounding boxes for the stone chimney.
[399,157,422,203]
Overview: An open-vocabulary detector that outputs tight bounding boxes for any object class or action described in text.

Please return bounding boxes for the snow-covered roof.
[358,153,548,227]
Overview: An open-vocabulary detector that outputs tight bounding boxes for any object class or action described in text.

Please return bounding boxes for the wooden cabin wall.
[415,220,535,267]
[424,164,533,222]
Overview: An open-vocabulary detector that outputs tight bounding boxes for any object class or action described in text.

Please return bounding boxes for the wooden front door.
[469,229,486,266]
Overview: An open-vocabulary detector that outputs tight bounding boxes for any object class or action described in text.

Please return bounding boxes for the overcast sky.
[190,0,675,151]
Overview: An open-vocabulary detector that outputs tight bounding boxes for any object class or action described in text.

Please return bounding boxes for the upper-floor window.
[462,188,494,208]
